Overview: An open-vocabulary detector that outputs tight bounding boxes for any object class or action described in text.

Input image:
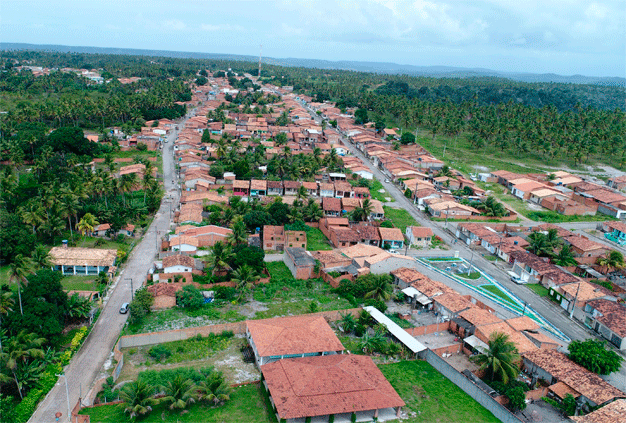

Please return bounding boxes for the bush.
[380,220,394,228]
[364,298,387,313]
[176,285,205,310]
[148,344,172,362]
[568,339,623,375]
[489,380,528,411]
[308,301,319,313]
[213,286,237,302]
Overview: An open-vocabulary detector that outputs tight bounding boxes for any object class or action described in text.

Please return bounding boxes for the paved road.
[30,112,190,422]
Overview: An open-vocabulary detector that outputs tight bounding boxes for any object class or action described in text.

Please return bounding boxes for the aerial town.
[1,15,626,423]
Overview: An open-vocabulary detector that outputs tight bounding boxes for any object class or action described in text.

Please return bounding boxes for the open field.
[383,206,418,232]
[371,179,391,202]
[79,383,274,423]
[380,360,500,423]
[306,227,333,250]
[526,283,550,298]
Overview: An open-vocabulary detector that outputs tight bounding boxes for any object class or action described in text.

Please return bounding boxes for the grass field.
[526,283,551,298]
[306,227,332,251]
[371,179,391,202]
[380,361,500,423]
[479,285,518,306]
[79,383,275,423]
[383,206,418,232]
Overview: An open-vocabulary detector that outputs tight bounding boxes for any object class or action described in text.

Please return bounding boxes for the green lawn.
[79,383,275,423]
[380,361,500,423]
[479,285,518,306]
[526,283,550,298]
[306,228,332,251]
[458,271,481,280]
[383,206,418,233]
[131,332,234,365]
[370,179,390,202]
[62,275,100,291]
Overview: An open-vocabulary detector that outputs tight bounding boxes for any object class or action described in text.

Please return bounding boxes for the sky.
[2,0,625,77]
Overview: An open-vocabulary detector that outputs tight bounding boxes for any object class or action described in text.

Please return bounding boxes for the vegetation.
[472,332,520,384]
[305,228,332,251]
[382,206,417,232]
[568,339,623,375]
[380,361,500,422]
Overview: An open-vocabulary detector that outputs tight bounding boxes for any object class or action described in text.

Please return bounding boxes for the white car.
[389,249,398,254]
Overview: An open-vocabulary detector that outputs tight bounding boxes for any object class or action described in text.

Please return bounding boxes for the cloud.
[163,20,186,31]
[200,23,244,32]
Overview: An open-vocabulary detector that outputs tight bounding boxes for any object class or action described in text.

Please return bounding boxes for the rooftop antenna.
[258,44,262,78]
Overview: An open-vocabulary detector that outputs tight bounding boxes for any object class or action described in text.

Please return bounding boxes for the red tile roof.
[261,355,405,420]
[246,315,344,357]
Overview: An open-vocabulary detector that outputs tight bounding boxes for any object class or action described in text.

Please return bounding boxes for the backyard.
[79,382,274,423]
[306,227,333,251]
[123,262,353,335]
[380,360,500,423]
[383,206,418,233]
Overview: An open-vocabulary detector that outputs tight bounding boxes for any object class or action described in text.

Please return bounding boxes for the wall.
[425,350,523,423]
[430,343,462,357]
[405,320,451,337]
[526,387,548,401]
[322,271,354,288]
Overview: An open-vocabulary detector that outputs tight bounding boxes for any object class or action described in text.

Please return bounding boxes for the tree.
[352,198,373,222]
[472,332,520,384]
[227,216,248,246]
[400,132,415,145]
[554,245,576,266]
[596,250,625,273]
[8,254,34,315]
[161,375,196,410]
[0,292,14,353]
[364,274,393,302]
[77,213,99,236]
[120,380,159,418]
[231,245,265,273]
[568,339,623,375]
[201,129,211,143]
[339,312,356,334]
[129,287,154,325]
[354,109,368,125]
[176,285,205,310]
[198,370,231,406]
[206,241,233,275]
[1,330,45,399]
[527,232,554,258]
[31,244,52,269]
[231,265,259,302]
[66,294,91,323]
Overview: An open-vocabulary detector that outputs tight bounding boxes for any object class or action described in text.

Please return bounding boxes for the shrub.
[308,301,319,313]
[176,285,205,310]
[221,330,234,338]
[148,344,172,362]
[94,238,106,246]
[568,339,623,375]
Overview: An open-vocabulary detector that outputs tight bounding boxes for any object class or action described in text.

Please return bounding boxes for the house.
[427,201,480,218]
[341,197,361,213]
[550,281,614,319]
[378,227,404,250]
[432,293,474,318]
[250,179,267,197]
[475,321,538,354]
[322,197,342,217]
[334,181,353,198]
[522,349,625,407]
[370,200,385,220]
[364,251,418,274]
[118,224,135,237]
[563,235,610,258]
[351,224,381,246]
[328,227,360,248]
[601,220,626,246]
[583,299,626,350]
[302,181,318,197]
[263,226,307,251]
[453,307,502,338]
[570,399,626,423]
[319,182,335,198]
[169,236,200,252]
[284,247,317,279]
[177,203,203,224]
[262,355,405,423]
[607,175,626,192]
[246,314,345,367]
[50,246,117,276]
[233,180,250,196]
[267,180,284,196]
[353,187,370,199]
[284,181,301,196]
[162,254,195,274]
[405,226,433,248]
[147,282,200,309]
[91,223,111,237]
[172,225,232,248]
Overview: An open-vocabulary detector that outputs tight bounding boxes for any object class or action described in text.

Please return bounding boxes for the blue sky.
[2,0,624,77]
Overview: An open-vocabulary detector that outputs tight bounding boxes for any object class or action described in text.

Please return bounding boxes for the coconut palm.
[161,375,196,410]
[0,292,14,352]
[120,380,159,418]
[339,312,356,334]
[31,244,52,269]
[303,199,323,222]
[364,275,393,302]
[232,265,259,302]
[227,216,248,246]
[77,213,99,237]
[527,232,554,258]
[296,185,308,201]
[8,255,34,315]
[554,245,576,267]
[198,371,231,406]
[1,330,45,399]
[206,242,233,275]
[597,250,625,273]
[20,201,46,235]
[472,332,520,384]
[66,294,92,323]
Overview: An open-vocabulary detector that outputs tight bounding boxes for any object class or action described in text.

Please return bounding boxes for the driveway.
[29,110,193,422]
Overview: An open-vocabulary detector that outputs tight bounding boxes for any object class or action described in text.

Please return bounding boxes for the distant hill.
[2,42,624,87]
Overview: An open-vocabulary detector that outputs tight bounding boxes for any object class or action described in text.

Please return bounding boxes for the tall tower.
[258,44,262,78]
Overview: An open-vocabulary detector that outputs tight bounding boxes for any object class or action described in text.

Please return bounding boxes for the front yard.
[383,206,418,233]
[380,361,500,423]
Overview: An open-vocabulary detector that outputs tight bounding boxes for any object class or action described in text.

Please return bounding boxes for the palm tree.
[296,185,308,201]
[120,380,159,418]
[596,250,625,273]
[20,201,45,235]
[232,265,259,302]
[472,332,520,384]
[353,199,373,222]
[8,255,34,315]
[59,187,79,240]
[198,371,231,406]
[303,199,323,222]
[66,294,92,323]
[0,292,14,352]
[2,330,45,399]
[77,213,99,237]
[364,275,393,302]
[339,312,356,334]
[206,242,233,275]
[554,245,576,267]
[31,244,52,269]
[527,232,553,258]
[227,216,248,246]
[161,375,196,410]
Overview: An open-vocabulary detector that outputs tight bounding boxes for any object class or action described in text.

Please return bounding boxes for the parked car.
[511,276,525,285]
[120,303,130,314]
[384,179,390,183]
[389,249,398,254]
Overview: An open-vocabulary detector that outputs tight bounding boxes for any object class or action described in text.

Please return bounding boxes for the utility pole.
[569,282,581,319]
[56,373,70,423]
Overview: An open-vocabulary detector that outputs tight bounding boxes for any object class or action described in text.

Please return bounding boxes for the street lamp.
[468,245,475,276]
[125,278,133,300]
[522,301,530,316]
[55,373,70,423]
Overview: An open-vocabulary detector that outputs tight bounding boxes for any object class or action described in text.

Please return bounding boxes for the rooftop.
[261,355,405,420]
[570,399,626,423]
[49,247,117,267]
[246,314,344,357]
[586,299,626,337]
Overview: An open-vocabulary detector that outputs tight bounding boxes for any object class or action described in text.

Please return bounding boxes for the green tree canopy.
[568,339,623,375]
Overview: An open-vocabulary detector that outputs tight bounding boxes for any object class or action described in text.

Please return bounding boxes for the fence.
[425,349,523,423]
[404,320,451,337]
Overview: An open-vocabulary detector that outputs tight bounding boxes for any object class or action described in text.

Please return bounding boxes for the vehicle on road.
[384,179,390,183]
[120,303,130,314]
[389,249,398,254]
[511,276,525,284]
